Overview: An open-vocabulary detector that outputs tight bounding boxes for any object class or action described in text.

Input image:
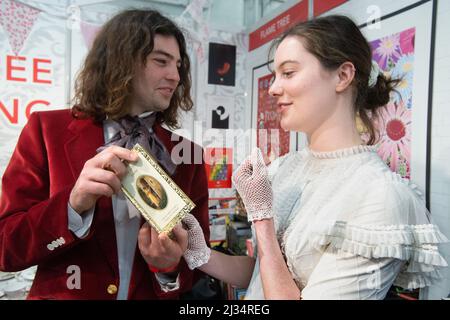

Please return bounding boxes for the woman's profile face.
[269,36,338,134]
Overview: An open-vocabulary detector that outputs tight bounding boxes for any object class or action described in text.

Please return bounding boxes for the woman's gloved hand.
[232,148,273,222]
[182,213,211,270]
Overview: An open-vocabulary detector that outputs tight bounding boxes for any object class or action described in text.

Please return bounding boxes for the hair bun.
[365,73,399,110]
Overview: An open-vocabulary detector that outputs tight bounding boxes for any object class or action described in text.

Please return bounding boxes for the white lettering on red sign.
[260,23,276,39]
[276,15,290,29]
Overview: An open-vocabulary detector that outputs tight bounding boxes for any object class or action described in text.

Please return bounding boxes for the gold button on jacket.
[107,284,118,295]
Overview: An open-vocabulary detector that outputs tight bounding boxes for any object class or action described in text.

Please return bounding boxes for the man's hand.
[69,146,138,214]
[138,222,188,271]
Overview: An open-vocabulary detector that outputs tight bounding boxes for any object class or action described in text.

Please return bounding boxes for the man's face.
[131,34,181,115]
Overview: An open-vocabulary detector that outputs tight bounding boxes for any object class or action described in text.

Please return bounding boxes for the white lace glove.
[182,213,211,270]
[232,148,273,222]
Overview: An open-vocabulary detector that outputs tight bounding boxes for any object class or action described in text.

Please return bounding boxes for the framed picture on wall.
[208,43,236,86]
[204,147,233,189]
[206,95,235,129]
[359,0,436,208]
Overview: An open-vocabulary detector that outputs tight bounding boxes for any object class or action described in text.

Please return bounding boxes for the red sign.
[248,1,308,52]
[1,54,53,125]
[313,0,348,17]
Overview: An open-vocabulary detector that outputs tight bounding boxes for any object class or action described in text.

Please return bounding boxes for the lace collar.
[305,144,377,159]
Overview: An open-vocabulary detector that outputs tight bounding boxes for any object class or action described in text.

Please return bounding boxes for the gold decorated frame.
[121,144,195,233]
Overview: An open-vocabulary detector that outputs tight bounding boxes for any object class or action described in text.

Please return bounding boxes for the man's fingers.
[150,226,160,245]
[172,224,186,238]
[99,146,139,162]
[100,156,128,178]
[138,222,152,249]
[76,178,115,198]
[88,168,122,193]
[172,224,188,251]
[158,232,177,252]
[150,227,175,253]
[159,227,188,255]
[95,150,133,179]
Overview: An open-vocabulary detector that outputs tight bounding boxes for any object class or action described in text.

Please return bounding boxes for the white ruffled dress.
[244,145,448,300]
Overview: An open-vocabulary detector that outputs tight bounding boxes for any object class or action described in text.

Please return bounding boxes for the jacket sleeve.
[0,112,79,271]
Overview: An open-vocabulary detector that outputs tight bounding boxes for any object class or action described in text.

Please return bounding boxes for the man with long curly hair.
[0,9,209,300]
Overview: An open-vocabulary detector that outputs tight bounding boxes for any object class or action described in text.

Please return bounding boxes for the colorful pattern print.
[205,148,233,189]
[210,156,228,181]
[0,0,41,55]
[370,27,415,179]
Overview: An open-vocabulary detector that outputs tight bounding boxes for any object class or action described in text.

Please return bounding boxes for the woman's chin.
[279,119,292,132]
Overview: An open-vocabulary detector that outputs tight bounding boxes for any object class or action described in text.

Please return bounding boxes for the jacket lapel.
[64,118,103,180]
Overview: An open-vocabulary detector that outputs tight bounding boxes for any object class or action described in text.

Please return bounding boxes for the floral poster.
[360,0,435,202]
[370,27,415,178]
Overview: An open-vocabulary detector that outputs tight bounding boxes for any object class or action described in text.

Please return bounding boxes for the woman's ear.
[336,62,355,93]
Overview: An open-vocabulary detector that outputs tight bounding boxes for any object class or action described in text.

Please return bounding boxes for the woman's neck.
[307,105,363,152]
[308,133,363,152]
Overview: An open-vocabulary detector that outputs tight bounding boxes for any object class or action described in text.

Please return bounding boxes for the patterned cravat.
[98,113,176,176]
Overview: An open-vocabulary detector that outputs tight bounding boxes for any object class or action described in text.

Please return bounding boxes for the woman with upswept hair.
[178,15,448,300]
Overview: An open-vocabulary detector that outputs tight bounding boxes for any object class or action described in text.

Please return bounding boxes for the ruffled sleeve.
[308,172,448,290]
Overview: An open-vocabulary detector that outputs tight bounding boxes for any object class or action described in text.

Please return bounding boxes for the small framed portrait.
[136,175,168,210]
[121,144,195,234]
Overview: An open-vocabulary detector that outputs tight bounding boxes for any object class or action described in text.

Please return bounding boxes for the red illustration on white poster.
[257,73,290,161]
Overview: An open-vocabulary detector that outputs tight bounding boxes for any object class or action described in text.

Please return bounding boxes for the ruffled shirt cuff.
[154,272,180,292]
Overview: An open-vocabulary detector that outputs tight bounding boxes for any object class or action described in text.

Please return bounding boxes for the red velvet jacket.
[0,109,210,300]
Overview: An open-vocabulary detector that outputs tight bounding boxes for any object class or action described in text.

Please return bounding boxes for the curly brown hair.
[72,9,193,129]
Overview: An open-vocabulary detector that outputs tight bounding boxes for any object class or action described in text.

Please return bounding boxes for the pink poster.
[370,27,415,179]
[257,73,290,161]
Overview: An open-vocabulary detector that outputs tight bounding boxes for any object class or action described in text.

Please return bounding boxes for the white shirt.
[245,145,448,300]
[67,112,178,299]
